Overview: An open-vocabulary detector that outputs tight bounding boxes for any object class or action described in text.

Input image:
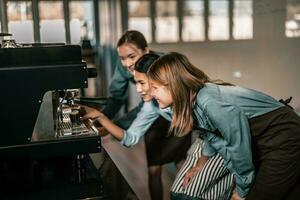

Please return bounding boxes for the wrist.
[95,114,105,121]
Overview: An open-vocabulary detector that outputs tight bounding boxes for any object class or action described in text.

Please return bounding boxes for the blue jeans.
[170,192,200,200]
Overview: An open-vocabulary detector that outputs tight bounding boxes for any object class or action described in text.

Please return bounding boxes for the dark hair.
[117,30,148,51]
[134,53,160,73]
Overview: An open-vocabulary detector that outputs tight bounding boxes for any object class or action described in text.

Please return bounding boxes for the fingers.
[182,176,191,188]
[79,104,102,120]
[230,190,244,200]
[182,172,194,188]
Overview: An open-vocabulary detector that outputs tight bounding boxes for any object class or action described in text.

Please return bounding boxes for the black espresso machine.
[0,45,101,158]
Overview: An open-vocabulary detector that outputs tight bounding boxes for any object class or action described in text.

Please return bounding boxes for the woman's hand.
[80,105,124,141]
[182,166,201,188]
[98,127,110,137]
[182,154,208,188]
[80,105,103,120]
[231,190,245,200]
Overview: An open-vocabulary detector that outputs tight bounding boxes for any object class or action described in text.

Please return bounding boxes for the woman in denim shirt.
[84,50,191,200]
[147,52,300,200]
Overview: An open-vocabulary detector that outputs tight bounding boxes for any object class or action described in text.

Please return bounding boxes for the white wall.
[148,0,300,111]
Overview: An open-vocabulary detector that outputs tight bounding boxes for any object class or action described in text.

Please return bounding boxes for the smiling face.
[117,43,149,75]
[134,70,152,102]
[149,80,173,108]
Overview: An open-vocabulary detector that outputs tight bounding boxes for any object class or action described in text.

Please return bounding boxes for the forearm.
[96,114,124,141]
[194,153,208,170]
[182,153,209,188]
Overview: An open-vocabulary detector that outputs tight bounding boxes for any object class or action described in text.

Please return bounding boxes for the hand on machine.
[80,105,110,137]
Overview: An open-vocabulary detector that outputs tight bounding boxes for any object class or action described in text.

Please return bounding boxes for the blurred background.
[0,0,299,111]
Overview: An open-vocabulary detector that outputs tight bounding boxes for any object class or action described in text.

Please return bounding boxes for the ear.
[144,47,150,54]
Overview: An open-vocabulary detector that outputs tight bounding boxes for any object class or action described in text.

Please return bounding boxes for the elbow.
[123,144,132,148]
[122,141,138,148]
[120,135,139,147]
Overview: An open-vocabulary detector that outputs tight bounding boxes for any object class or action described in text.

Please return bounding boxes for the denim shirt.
[102,59,134,120]
[192,83,284,197]
[122,83,284,197]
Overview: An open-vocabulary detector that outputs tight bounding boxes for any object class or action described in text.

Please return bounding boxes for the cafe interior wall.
[150,0,300,111]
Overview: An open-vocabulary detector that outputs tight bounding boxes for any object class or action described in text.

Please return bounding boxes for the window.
[99,0,110,45]
[233,0,253,40]
[208,0,229,41]
[70,1,95,44]
[155,0,178,42]
[182,0,205,41]
[7,1,34,43]
[128,0,152,42]
[39,1,65,43]
[286,0,300,38]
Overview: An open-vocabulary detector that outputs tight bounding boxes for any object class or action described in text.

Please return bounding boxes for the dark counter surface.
[0,148,138,200]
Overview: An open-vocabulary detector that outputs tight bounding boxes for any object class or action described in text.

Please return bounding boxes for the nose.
[136,84,142,93]
[124,59,134,69]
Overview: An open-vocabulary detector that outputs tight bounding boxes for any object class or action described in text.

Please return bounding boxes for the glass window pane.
[70,1,95,45]
[233,0,253,40]
[182,0,205,41]
[156,0,178,43]
[99,0,110,45]
[7,1,34,43]
[99,0,122,45]
[286,0,300,38]
[208,0,229,41]
[39,1,65,43]
[128,1,152,42]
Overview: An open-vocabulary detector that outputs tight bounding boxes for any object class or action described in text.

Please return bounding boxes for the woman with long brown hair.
[147,52,300,200]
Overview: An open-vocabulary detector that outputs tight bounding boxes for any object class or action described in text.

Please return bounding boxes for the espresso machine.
[0,43,139,200]
[0,44,101,158]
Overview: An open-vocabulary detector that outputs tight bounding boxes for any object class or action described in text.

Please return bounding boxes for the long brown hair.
[147,52,210,137]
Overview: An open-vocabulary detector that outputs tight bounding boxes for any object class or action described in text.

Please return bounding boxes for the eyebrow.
[134,79,144,83]
[127,53,135,57]
[120,53,136,60]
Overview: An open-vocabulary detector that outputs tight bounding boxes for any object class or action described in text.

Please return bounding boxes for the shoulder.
[195,83,239,118]
[150,50,164,56]
[196,83,222,107]
[141,101,158,112]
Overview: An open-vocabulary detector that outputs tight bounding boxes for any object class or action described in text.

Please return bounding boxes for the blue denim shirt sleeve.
[202,99,255,198]
[102,60,133,119]
[121,101,160,147]
[202,138,217,156]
